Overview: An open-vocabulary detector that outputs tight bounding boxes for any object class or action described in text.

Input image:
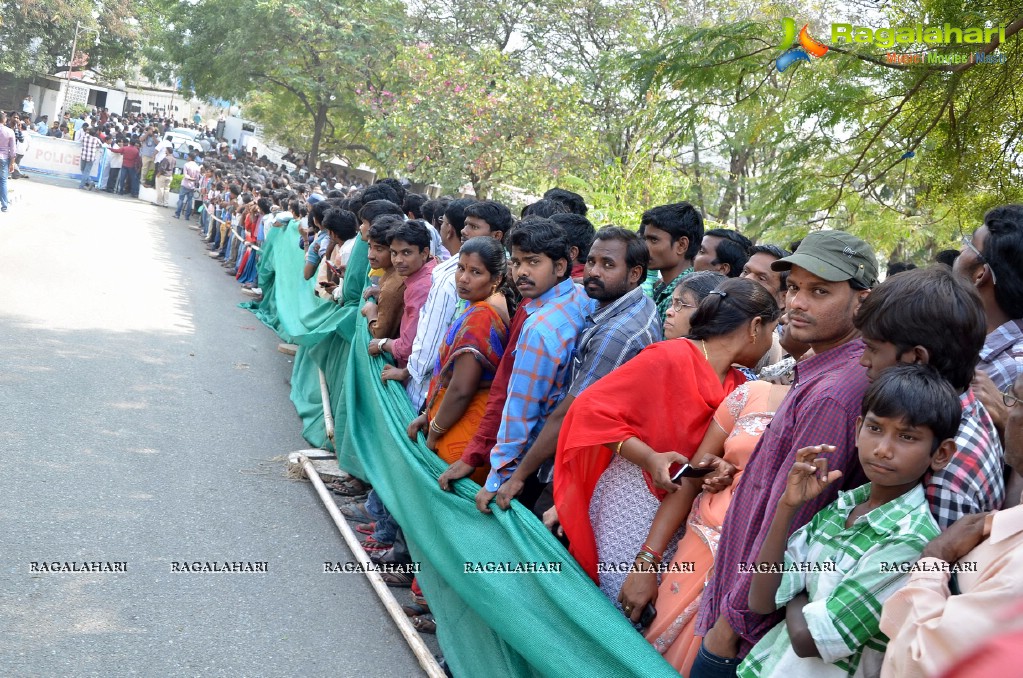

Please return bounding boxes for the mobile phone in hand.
[669,462,716,483]
[639,603,657,629]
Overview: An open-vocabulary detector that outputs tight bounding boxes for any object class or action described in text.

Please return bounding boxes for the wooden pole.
[290,452,445,678]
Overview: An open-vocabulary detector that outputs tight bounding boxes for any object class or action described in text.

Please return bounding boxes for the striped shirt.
[738,483,939,678]
[696,338,871,655]
[925,389,1004,528]
[485,278,590,492]
[568,286,662,397]
[978,319,1023,392]
[405,253,460,410]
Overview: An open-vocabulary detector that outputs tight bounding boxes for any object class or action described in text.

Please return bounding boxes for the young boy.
[361,216,405,346]
[741,364,960,678]
[853,265,1003,527]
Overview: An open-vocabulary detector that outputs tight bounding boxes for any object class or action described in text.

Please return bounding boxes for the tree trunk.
[308,102,328,169]
[691,127,706,216]
[716,146,751,224]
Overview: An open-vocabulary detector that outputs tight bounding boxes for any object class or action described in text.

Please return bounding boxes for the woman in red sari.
[553,277,780,610]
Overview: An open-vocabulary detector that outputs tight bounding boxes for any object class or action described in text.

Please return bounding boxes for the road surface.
[0,176,426,677]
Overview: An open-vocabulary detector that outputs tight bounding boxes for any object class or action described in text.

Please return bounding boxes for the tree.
[158,0,405,167]
[0,0,155,80]
[630,3,1023,256]
[365,44,595,198]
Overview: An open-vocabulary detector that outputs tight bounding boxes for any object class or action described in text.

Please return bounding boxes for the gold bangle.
[430,420,449,435]
[613,440,625,455]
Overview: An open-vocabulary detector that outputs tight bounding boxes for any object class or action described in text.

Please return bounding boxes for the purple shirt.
[0,124,16,161]
[695,338,870,656]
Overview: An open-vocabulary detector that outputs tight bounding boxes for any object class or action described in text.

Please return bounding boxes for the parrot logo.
[777,18,829,72]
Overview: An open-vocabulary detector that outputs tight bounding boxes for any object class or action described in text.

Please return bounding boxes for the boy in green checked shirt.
[740,364,960,678]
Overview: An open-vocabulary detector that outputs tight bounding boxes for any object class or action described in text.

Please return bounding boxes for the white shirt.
[404,253,461,410]
[22,98,34,115]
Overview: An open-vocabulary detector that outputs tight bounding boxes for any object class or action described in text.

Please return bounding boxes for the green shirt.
[738,483,939,678]
[650,267,694,325]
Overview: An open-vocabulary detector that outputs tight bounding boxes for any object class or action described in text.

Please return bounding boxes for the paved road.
[0,178,425,677]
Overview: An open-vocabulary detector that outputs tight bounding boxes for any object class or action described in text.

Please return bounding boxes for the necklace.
[700,340,710,360]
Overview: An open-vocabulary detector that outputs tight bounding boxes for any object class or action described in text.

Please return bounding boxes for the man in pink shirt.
[0,111,16,212]
[368,219,437,369]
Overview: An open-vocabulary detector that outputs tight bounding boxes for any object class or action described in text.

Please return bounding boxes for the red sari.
[553,338,745,582]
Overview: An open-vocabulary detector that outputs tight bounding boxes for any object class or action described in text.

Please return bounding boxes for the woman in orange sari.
[407,236,512,484]
[553,277,781,609]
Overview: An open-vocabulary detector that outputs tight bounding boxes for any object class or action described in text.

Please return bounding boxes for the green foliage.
[629,6,1023,260]
[365,45,597,198]
[170,173,182,192]
[160,0,404,166]
[67,103,90,118]
[0,0,156,79]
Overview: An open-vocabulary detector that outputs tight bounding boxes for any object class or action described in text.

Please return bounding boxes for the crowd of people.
[8,96,1023,675]
[170,150,1023,676]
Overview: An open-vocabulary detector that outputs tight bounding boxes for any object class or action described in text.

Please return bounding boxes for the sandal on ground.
[328,477,369,497]
[355,522,376,535]
[339,502,374,523]
[381,571,414,588]
[410,615,436,634]
[360,538,393,553]
[402,603,431,617]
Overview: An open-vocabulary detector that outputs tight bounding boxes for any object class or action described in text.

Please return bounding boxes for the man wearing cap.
[691,230,879,678]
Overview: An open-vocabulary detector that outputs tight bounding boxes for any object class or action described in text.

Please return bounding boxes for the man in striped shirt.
[855,265,1004,528]
[495,227,661,514]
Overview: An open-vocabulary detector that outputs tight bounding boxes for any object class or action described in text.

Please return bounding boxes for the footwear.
[1,206,7,212]
[355,522,376,536]
[402,603,431,617]
[339,502,373,523]
[409,615,436,634]
[360,538,393,553]
[381,571,415,588]
[207,252,221,258]
[173,213,180,219]
[329,477,369,497]
[242,287,262,298]
[242,283,255,290]
[226,269,238,276]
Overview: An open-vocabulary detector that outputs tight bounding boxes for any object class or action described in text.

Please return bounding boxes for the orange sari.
[424,301,509,483]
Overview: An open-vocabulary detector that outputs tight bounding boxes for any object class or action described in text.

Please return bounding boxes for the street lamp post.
[57,20,99,117]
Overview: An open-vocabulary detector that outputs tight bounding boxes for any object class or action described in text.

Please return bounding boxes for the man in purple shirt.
[0,111,16,213]
[691,231,879,678]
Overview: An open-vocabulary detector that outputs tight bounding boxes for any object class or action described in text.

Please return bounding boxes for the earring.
[491,284,499,295]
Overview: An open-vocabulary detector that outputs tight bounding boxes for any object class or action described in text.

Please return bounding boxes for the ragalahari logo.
[777,18,829,72]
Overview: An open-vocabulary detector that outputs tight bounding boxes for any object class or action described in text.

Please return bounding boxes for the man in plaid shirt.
[78,125,103,190]
[855,265,1004,527]
[474,217,591,514]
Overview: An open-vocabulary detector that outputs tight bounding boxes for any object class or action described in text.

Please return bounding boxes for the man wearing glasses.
[955,204,1023,503]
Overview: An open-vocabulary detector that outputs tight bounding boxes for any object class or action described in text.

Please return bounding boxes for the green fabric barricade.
[246,229,679,678]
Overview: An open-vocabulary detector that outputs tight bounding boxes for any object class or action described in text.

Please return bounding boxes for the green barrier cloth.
[247,233,679,677]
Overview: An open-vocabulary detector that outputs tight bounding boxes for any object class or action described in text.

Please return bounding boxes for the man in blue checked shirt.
[475,217,592,514]
[494,226,662,514]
